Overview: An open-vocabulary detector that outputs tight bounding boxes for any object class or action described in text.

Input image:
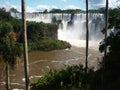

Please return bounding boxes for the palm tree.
[21,0,30,90]
[0,23,12,90]
[85,0,89,73]
[104,0,109,68]
[0,22,22,90]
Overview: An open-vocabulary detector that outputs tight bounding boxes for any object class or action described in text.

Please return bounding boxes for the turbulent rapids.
[11,13,105,48]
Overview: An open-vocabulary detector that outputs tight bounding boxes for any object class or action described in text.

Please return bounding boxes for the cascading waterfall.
[58,13,105,48]
[11,12,105,48]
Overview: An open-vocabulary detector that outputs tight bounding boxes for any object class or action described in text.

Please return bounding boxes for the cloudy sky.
[0,0,120,12]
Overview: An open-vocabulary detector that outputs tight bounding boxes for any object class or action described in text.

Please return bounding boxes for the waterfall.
[11,12,105,48]
[57,13,105,48]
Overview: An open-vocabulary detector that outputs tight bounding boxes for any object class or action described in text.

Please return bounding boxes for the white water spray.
[57,13,105,48]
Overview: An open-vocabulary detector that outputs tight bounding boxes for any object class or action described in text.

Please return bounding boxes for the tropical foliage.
[28,38,71,51]
[31,65,90,90]
[0,8,12,21]
[0,9,22,68]
[0,9,22,89]
[27,22,58,41]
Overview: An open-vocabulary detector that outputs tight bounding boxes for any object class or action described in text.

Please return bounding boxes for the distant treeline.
[37,7,105,14]
[9,7,107,14]
[49,8,106,14]
[45,7,107,14]
[49,9,83,13]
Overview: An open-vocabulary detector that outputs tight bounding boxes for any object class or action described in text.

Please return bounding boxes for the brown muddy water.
[0,46,102,90]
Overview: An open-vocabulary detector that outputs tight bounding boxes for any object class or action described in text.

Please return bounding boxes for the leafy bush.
[30,63,120,90]
[27,22,58,41]
[30,65,89,90]
[28,38,71,51]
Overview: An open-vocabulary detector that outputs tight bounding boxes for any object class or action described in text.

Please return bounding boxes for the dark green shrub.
[28,38,71,51]
[30,65,92,90]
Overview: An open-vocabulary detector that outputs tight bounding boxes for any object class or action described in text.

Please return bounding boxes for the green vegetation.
[31,65,89,90]
[28,38,71,51]
[49,9,82,13]
[99,8,120,89]
[30,62,120,90]
[9,8,20,13]
[88,7,106,13]
[0,8,22,89]
[30,8,120,90]
[0,8,12,21]
[27,22,58,40]
[0,8,22,68]
[0,23,22,68]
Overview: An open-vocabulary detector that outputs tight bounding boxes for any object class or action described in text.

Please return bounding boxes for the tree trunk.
[104,0,109,68]
[5,61,10,90]
[22,0,30,90]
[85,0,89,73]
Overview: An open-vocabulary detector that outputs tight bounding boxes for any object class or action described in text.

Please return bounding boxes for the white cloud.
[0,2,80,13]
[36,5,50,12]
[1,0,120,13]
[26,6,36,13]
[89,0,120,9]
[64,5,80,9]
[89,0,105,8]
[0,2,51,12]
[109,0,120,8]
[0,2,21,12]
[26,5,58,12]
[51,5,59,9]
[0,2,16,11]
[61,0,67,2]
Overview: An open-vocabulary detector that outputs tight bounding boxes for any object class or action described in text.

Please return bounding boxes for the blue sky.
[0,0,120,12]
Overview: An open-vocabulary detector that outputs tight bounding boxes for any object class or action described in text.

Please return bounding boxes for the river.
[0,46,102,90]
